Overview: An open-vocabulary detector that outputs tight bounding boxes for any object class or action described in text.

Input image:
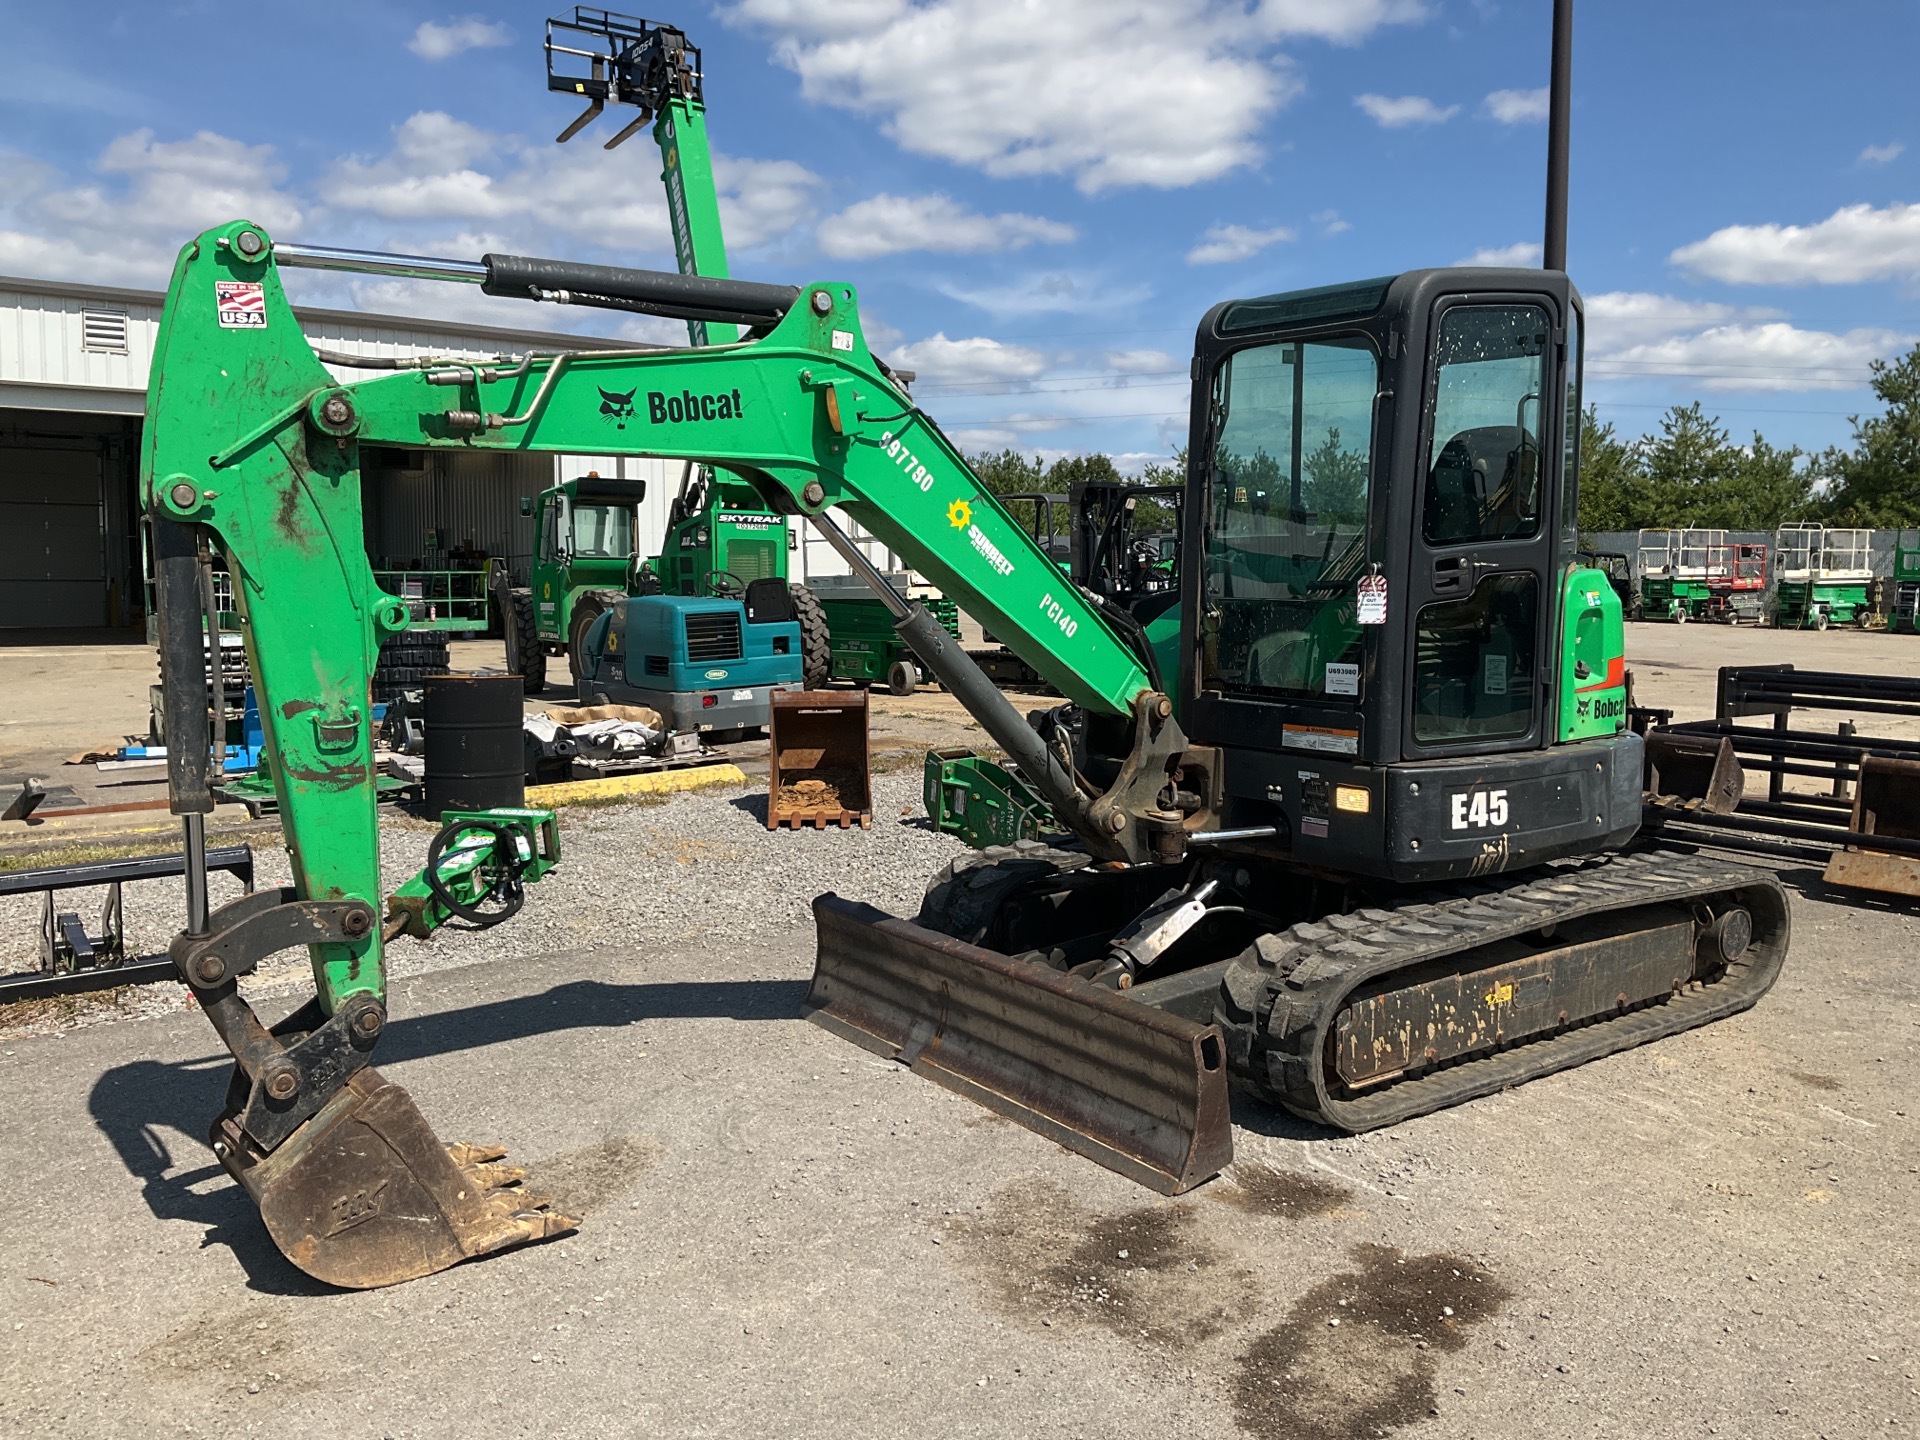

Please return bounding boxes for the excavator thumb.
[806,896,1232,1195]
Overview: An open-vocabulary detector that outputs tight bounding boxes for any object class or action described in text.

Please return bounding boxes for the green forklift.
[492,12,840,697]
[493,466,831,695]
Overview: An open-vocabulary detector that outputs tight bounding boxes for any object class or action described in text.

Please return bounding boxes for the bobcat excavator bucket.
[171,815,576,1290]
[806,896,1233,1194]
[216,1066,574,1290]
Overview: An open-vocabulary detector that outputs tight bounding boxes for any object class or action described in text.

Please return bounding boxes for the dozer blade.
[215,1067,576,1289]
[807,895,1233,1195]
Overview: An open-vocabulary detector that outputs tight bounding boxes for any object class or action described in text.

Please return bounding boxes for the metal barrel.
[423,674,525,819]
[806,895,1233,1195]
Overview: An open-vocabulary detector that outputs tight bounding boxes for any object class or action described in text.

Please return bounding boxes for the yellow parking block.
[525,764,749,808]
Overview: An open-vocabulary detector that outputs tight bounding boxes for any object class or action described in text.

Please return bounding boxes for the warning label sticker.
[1283,724,1359,756]
[215,281,266,329]
[1356,573,1387,626]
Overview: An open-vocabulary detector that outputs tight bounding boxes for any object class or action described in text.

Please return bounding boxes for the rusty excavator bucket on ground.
[174,878,577,1289]
[218,1066,575,1290]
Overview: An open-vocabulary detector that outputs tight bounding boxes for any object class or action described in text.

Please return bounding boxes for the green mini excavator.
[142,3,1787,1287]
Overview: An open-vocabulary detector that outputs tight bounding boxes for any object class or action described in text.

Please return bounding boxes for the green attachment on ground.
[923,748,1058,849]
[385,808,562,939]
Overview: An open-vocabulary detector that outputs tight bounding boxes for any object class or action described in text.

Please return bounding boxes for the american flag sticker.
[215,281,267,329]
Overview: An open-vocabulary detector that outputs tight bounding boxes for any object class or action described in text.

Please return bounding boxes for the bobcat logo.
[598,386,638,430]
[326,1177,391,1236]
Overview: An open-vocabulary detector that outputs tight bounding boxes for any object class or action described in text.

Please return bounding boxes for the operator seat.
[1427,425,1536,542]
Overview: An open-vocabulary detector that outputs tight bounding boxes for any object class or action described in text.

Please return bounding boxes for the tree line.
[1580,341,1920,533]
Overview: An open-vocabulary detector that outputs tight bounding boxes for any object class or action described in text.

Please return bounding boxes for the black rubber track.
[1218,850,1791,1131]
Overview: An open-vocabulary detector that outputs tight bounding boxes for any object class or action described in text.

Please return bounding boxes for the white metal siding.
[0,278,929,616]
[0,287,159,396]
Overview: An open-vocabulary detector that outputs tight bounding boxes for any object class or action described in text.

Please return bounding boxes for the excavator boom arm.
[155,224,1155,721]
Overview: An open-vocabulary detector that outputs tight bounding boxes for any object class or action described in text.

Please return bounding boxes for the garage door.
[0,446,106,627]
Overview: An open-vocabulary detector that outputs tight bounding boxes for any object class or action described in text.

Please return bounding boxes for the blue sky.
[2,0,1915,469]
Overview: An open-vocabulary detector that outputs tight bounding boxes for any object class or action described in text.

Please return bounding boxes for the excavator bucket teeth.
[806,895,1233,1195]
[218,1067,576,1290]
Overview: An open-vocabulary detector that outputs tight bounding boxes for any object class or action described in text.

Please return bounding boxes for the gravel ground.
[0,772,965,1039]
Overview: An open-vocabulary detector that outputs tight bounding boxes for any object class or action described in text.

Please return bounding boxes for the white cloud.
[1252,0,1426,42]
[1187,222,1295,265]
[409,17,512,61]
[889,333,1048,386]
[1483,87,1549,124]
[1670,201,1920,284]
[0,128,304,285]
[1595,323,1910,392]
[1104,348,1177,375]
[1310,208,1351,235]
[1859,141,1905,166]
[1582,290,1910,391]
[726,0,1420,193]
[816,193,1073,260]
[1355,93,1458,128]
[317,111,820,255]
[1109,450,1176,476]
[1584,292,1779,350]
[1456,241,1541,267]
[939,270,1152,318]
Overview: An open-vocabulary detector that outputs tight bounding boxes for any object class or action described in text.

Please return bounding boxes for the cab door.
[1402,297,1565,758]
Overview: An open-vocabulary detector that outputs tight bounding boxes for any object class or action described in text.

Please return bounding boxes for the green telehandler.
[140,2,1787,1288]
[488,11,830,702]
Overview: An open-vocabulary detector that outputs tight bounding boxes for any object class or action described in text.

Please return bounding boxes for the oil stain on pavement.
[1230,1243,1511,1440]
[522,1135,658,1217]
[952,1176,1511,1440]
[951,1179,1251,1350]
[1212,1161,1356,1219]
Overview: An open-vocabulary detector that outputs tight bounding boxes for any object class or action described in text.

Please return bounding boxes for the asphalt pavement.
[1,850,1913,1440]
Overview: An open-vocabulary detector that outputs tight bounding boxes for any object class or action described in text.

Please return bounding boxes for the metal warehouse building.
[0,273,896,633]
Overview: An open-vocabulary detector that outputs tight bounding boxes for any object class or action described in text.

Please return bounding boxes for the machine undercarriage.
[806,840,1788,1190]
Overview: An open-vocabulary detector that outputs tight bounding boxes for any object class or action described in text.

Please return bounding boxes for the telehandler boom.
[147,213,1789,1283]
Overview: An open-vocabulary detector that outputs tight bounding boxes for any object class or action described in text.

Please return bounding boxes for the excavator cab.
[1180,268,1635,882]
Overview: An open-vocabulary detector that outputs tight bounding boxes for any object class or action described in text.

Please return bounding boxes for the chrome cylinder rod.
[272,243,487,285]
[183,814,210,936]
[802,511,910,620]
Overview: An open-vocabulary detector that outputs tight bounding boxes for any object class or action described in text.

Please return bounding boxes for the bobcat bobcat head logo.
[598,386,638,429]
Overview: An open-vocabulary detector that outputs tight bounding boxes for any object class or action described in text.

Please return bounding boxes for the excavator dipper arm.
[145,224,572,1288]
